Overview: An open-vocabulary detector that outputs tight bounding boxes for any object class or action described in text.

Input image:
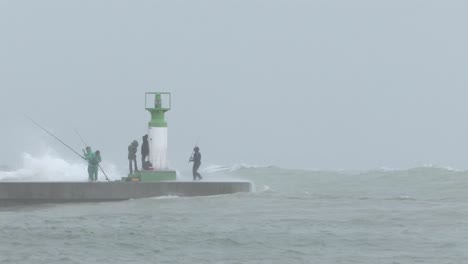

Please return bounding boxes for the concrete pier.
[0,181,252,205]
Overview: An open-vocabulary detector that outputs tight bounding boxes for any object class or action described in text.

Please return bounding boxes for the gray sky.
[1,0,467,170]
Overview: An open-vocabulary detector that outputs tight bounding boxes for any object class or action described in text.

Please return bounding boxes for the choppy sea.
[1,161,468,264]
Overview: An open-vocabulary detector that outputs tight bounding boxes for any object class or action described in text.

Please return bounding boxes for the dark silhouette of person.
[141,134,149,170]
[189,146,202,181]
[128,140,138,174]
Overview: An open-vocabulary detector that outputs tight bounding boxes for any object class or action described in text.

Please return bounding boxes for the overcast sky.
[1,0,467,170]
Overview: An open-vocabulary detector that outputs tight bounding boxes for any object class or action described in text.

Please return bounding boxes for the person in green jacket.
[91,150,102,181]
[83,146,102,181]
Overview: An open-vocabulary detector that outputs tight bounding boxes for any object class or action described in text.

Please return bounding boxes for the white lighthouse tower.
[147,92,169,170]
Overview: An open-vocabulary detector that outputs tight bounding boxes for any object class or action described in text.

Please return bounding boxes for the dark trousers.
[192,162,202,180]
[141,153,148,169]
[129,159,138,174]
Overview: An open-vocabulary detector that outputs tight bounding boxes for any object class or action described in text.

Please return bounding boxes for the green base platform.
[122,170,177,182]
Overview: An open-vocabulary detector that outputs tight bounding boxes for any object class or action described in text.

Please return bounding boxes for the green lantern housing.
[146,92,171,128]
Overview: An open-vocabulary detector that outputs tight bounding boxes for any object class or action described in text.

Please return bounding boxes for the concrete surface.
[0,181,252,205]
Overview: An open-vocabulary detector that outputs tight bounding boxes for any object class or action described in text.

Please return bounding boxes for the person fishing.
[92,150,102,181]
[83,146,101,181]
[26,116,110,181]
[128,140,139,174]
[141,134,149,170]
[189,146,202,181]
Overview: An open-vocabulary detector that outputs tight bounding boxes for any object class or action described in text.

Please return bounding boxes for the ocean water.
[1,162,468,263]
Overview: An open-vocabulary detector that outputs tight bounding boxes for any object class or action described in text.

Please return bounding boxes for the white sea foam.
[258,185,273,192]
[374,164,463,172]
[375,166,400,172]
[151,195,180,200]
[229,163,270,172]
[419,164,463,172]
[201,163,271,174]
[200,164,231,173]
[0,149,123,182]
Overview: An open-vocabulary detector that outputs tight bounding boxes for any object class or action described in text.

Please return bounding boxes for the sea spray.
[0,150,124,182]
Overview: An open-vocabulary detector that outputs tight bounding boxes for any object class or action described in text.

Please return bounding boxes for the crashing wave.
[0,151,122,182]
[201,163,275,174]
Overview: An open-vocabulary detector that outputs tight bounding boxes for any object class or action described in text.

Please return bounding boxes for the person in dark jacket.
[141,134,149,170]
[189,146,202,181]
[128,140,138,174]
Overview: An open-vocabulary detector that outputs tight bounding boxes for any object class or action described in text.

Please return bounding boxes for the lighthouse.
[146,92,170,170]
[124,92,177,182]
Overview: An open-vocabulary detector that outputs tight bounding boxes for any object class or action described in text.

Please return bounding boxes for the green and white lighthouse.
[125,92,176,181]
[146,92,170,170]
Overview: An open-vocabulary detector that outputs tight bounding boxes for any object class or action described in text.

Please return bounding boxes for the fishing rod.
[74,128,110,182]
[26,115,85,160]
[74,128,88,147]
[26,115,110,182]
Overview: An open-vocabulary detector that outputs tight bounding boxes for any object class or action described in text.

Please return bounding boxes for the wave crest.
[201,163,273,174]
[0,150,122,182]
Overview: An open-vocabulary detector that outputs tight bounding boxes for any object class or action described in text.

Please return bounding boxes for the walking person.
[189,146,202,181]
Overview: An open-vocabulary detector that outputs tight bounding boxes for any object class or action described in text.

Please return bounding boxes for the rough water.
[1,159,468,263]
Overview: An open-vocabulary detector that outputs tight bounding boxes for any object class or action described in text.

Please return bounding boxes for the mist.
[1,0,467,171]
